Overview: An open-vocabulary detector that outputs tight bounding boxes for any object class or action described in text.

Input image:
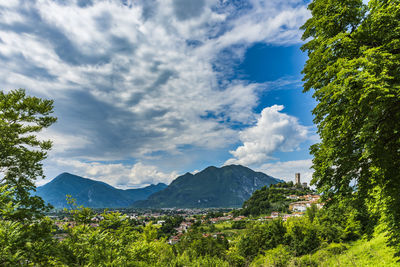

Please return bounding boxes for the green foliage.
[64,195,94,225]
[0,89,57,220]
[250,245,292,267]
[175,229,229,259]
[158,215,184,237]
[238,219,286,261]
[226,246,246,267]
[298,233,399,267]
[305,204,318,223]
[0,220,25,265]
[231,220,247,229]
[205,211,224,219]
[59,210,174,266]
[285,217,320,256]
[301,0,400,255]
[172,252,230,267]
[0,187,62,265]
[313,200,362,243]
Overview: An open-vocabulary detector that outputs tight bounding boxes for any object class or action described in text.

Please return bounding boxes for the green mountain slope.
[35,173,167,208]
[133,165,282,208]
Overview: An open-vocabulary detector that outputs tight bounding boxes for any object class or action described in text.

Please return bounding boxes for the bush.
[226,246,246,267]
[238,219,286,260]
[232,220,246,229]
[250,245,292,267]
[285,217,320,256]
[290,255,318,267]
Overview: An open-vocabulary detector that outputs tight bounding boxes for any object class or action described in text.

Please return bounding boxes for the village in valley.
[51,173,323,245]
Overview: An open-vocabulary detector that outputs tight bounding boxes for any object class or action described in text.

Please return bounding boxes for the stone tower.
[295,173,301,185]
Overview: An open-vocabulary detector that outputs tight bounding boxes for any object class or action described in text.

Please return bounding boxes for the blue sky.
[0,0,317,188]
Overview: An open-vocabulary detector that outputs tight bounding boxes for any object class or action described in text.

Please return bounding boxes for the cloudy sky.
[0,0,317,188]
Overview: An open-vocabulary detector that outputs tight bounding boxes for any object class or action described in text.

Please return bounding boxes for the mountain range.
[36,165,282,209]
[133,165,282,208]
[35,173,167,208]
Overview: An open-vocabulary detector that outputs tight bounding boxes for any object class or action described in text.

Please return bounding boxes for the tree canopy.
[301,0,400,255]
[0,89,57,220]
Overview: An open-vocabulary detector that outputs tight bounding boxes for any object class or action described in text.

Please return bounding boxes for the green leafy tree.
[238,219,286,261]
[64,195,94,225]
[285,217,320,256]
[301,0,400,254]
[226,246,246,267]
[0,186,62,265]
[158,215,184,237]
[175,229,229,260]
[313,200,362,243]
[306,204,319,223]
[250,245,292,267]
[0,89,57,220]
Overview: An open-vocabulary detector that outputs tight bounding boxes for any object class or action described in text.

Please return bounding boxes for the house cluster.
[168,221,227,244]
[54,219,76,230]
[168,221,193,244]
[289,194,323,212]
[288,173,324,212]
[175,221,193,233]
[168,233,183,244]
[209,214,233,223]
[261,211,305,221]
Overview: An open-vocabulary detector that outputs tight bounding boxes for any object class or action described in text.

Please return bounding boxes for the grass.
[214,221,232,230]
[298,232,400,267]
[317,232,399,267]
[251,232,399,266]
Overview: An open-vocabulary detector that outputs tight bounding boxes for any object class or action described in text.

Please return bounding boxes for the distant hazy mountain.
[35,173,167,208]
[133,165,282,208]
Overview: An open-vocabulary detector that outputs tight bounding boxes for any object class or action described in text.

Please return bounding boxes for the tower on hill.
[295,173,301,185]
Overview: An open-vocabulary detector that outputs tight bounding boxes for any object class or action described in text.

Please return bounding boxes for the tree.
[285,217,320,256]
[238,219,286,261]
[0,89,57,220]
[64,195,94,225]
[301,0,400,255]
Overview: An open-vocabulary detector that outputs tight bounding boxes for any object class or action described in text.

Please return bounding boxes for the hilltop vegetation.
[239,181,315,216]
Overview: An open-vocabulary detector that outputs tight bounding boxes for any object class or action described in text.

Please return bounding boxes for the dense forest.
[1,0,400,265]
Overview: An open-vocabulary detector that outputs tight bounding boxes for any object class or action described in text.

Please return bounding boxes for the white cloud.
[211,2,309,49]
[39,129,92,154]
[225,105,309,166]
[0,0,309,159]
[257,159,314,186]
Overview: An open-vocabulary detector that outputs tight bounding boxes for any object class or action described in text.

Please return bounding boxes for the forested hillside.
[239,181,315,216]
[133,165,282,208]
